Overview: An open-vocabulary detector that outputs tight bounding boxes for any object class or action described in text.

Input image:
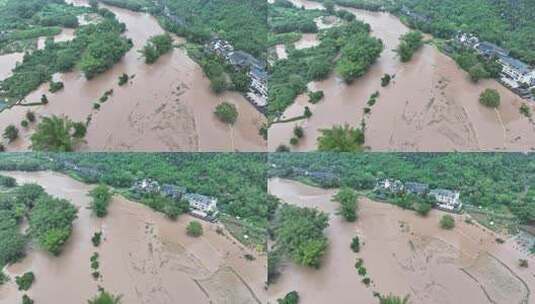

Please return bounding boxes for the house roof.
[429,189,458,197]
[499,55,531,74]
[184,193,217,206]
[476,42,508,57]
[405,182,428,193]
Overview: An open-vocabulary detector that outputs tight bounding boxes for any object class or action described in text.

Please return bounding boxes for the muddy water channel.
[268,178,535,304]
[0,171,266,304]
[0,0,265,152]
[269,0,535,152]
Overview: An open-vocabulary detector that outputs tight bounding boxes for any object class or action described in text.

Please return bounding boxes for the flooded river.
[268,178,535,304]
[0,171,266,304]
[268,0,535,152]
[0,0,266,152]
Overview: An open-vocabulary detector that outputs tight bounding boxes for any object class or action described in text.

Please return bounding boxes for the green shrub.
[381,73,391,87]
[277,291,299,304]
[350,236,360,253]
[308,91,324,104]
[415,203,432,216]
[186,221,203,237]
[3,125,19,143]
[15,272,34,291]
[293,126,304,138]
[479,89,500,108]
[440,214,455,230]
[22,294,34,304]
[289,137,299,146]
[214,102,238,124]
[118,73,128,86]
[92,232,102,247]
[25,111,36,123]
[276,145,290,152]
[520,104,532,118]
[89,185,112,217]
[49,81,64,93]
[88,290,123,304]
[21,120,29,128]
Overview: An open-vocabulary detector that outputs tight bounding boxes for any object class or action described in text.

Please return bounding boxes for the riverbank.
[0,0,266,152]
[268,178,534,304]
[0,171,266,304]
[268,0,535,152]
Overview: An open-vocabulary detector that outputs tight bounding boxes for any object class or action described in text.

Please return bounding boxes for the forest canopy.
[269,153,535,225]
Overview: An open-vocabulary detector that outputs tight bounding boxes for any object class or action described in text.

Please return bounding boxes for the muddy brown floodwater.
[268,178,535,304]
[269,0,535,152]
[0,0,266,152]
[0,171,266,304]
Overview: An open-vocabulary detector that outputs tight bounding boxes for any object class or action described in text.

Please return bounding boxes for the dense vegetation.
[214,102,238,125]
[87,290,123,304]
[333,187,358,221]
[269,153,535,226]
[161,0,267,58]
[0,0,88,54]
[89,184,112,217]
[479,88,500,108]
[0,1,131,102]
[396,0,535,65]
[140,34,173,64]
[270,204,329,271]
[396,31,423,62]
[30,116,86,151]
[317,124,365,152]
[277,291,299,304]
[0,180,77,268]
[186,220,203,237]
[268,14,382,117]
[0,153,271,248]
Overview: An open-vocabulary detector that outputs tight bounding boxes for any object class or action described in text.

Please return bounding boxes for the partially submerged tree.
[479,88,500,108]
[214,102,238,125]
[30,116,86,152]
[87,290,122,304]
[317,124,365,152]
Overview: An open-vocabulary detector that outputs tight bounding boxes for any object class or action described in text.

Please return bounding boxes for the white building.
[429,189,462,211]
[184,193,218,215]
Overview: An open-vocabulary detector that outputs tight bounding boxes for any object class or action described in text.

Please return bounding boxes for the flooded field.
[0,0,266,152]
[268,178,535,304]
[0,171,266,304]
[268,0,535,152]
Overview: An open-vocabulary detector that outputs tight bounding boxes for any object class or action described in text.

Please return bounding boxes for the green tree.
[278,291,299,304]
[186,221,203,237]
[87,290,122,304]
[468,63,490,82]
[519,104,532,118]
[479,89,500,108]
[333,187,358,222]
[22,295,34,304]
[214,102,238,125]
[29,195,77,255]
[293,126,304,139]
[3,125,19,143]
[15,272,34,291]
[415,203,432,216]
[317,124,365,152]
[89,185,112,218]
[25,111,36,123]
[350,236,360,252]
[440,214,455,230]
[396,31,423,62]
[30,116,83,152]
[379,294,410,304]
